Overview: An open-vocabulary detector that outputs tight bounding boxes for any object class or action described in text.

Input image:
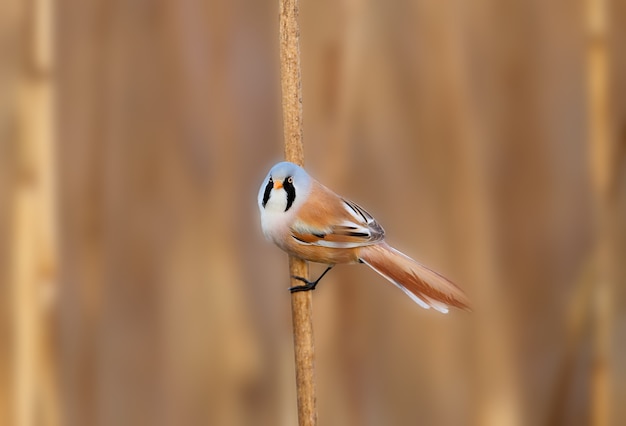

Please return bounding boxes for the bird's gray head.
[258,161,312,214]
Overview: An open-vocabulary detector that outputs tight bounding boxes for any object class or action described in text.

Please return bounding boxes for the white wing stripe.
[343,201,366,223]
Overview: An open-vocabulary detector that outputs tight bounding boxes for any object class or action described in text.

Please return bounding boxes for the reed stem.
[278,0,317,424]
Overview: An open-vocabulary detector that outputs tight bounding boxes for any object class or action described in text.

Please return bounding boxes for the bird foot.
[288,266,333,293]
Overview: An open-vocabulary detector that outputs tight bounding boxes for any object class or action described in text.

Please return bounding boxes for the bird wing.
[291,195,385,249]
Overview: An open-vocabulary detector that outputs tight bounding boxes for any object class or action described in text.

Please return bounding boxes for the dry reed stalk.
[279,0,317,424]
[12,0,59,425]
[586,0,614,424]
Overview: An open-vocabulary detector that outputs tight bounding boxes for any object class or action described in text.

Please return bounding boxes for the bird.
[257,161,470,313]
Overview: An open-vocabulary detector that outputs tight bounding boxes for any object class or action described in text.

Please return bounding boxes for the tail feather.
[358,243,471,313]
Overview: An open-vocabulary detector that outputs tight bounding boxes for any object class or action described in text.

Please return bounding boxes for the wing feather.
[290,183,384,248]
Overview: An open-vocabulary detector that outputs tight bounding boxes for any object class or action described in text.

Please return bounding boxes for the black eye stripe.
[283,177,296,211]
[261,177,273,208]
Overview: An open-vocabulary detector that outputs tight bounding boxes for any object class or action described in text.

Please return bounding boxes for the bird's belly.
[281,239,360,265]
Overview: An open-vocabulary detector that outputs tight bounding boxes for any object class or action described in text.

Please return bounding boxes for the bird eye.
[287,177,293,184]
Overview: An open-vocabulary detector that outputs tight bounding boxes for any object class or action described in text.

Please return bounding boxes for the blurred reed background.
[1,0,625,425]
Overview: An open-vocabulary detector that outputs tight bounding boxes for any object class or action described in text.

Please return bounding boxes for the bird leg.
[289,266,334,293]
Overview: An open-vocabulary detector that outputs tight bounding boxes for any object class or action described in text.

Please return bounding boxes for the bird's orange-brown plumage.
[282,182,365,264]
[358,243,471,312]
[259,162,471,312]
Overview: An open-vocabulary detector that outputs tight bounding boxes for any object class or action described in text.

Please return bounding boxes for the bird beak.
[273,181,283,189]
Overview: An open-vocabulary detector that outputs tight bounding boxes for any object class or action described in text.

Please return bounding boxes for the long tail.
[358,243,471,313]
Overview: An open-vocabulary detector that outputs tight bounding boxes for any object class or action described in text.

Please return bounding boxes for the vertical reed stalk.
[278,0,317,424]
[13,0,59,425]
[586,0,613,424]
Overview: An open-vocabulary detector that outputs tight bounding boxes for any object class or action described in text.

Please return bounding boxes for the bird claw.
[289,275,318,292]
[288,266,334,293]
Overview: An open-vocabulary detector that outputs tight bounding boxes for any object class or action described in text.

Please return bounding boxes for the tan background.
[2,0,625,425]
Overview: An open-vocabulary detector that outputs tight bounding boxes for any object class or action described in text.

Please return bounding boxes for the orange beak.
[273,181,283,189]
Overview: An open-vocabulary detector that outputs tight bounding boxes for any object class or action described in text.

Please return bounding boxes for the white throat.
[260,189,296,243]
[264,188,289,213]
